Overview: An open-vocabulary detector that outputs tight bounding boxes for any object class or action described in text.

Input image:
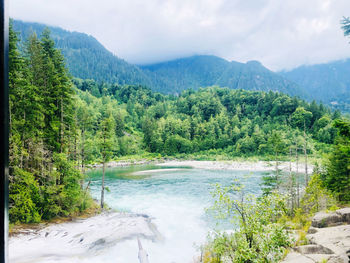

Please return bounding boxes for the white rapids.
[10,165,273,263]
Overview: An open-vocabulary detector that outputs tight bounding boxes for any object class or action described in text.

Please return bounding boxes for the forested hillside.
[12,20,152,85]
[72,77,339,159]
[13,19,350,111]
[281,59,350,109]
[13,19,303,97]
[141,56,303,96]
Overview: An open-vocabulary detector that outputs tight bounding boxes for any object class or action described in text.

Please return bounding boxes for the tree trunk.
[304,122,308,186]
[289,147,294,214]
[275,151,279,189]
[20,111,26,169]
[81,128,85,174]
[60,96,64,153]
[101,158,105,209]
[295,143,300,208]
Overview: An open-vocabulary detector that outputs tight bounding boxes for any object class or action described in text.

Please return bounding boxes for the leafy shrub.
[204,183,292,262]
[9,168,41,223]
[301,173,337,214]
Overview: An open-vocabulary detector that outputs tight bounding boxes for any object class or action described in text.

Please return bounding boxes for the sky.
[10,0,350,71]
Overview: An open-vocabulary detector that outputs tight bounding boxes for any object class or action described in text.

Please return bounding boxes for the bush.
[9,168,41,223]
[301,173,337,213]
[204,183,292,262]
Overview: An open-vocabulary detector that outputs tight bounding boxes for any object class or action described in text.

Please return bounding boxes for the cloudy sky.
[10,0,350,71]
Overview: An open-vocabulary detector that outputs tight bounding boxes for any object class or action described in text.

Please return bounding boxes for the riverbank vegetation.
[201,118,349,262]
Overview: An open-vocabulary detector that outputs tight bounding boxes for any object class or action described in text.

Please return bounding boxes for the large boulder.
[311,211,342,228]
[295,244,334,255]
[282,252,314,263]
[336,208,350,224]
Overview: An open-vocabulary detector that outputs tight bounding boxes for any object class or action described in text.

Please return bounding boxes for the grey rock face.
[282,208,350,263]
[336,208,350,224]
[311,211,342,228]
[295,244,334,255]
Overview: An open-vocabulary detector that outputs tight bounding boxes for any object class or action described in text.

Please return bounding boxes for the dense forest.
[9,22,349,227]
[9,23,90,223]
[74,77,338,159]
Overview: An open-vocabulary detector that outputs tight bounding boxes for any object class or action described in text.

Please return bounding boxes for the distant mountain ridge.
[280,59,350,102]
[12,19,350,108]
[141,56,303,96]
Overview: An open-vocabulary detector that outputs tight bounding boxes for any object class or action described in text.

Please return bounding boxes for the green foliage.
[73,85,335,158]
[291,107,313,129]
[9,168,41,223]
[9,23,91,223]
[341,17,350,37]
[52,153,85,213]
[206,183,292,262]
[301,174,337,213]
[323,119,350,201]
[69,83,337,161]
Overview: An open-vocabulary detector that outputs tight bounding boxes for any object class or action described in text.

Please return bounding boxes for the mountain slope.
[12,19,152,86]
[216,60,303,97]
[12,19,302,97]
[141,56,303,96]
[141,55,231,94]
[280,59,350,102]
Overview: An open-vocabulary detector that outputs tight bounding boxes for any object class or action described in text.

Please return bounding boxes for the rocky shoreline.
[91,159,313,173]
[283,208,350,263]
[157,160,313,173]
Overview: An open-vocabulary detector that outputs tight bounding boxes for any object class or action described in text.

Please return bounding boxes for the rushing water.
[84,165,267,263]
[10,165,271,263]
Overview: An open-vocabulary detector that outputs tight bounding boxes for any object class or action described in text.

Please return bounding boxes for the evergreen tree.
[324,119,350,201]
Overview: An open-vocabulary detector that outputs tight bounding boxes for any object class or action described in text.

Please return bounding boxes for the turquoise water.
[86,165,269,263]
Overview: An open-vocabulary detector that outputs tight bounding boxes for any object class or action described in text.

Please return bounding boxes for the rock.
[328,255,349,263]
[306,225,350,263]
[305,254,332,262]
[295,244,334,255]
[282,252,314,263]
[311,211,342,228]
[307,227,318,234]
[336,208,350,224]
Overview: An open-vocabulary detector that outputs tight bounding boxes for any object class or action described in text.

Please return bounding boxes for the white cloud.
[10,0,350,70]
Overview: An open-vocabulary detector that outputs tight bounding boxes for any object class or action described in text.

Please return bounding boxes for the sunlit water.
[86,165,266,263]
[10,165,271,263]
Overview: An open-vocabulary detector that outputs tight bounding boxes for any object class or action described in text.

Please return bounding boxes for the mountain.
[280,59,350,103]
[141,56,303,96]
[12,19,302,97]
[12,19,152,86]
[215,60,302,96]
[140,55,230,94]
